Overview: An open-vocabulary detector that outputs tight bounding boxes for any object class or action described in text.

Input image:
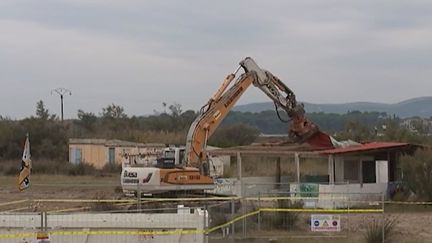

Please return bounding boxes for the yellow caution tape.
[33,199,138,203]
[206,210,260,234]
[3,206,30,213]
[47,206,91,213]
[49,229,206,236]
[0,199,28,207]
[0,233,36,239]
[259,208,383,213]
[245,196,347,201]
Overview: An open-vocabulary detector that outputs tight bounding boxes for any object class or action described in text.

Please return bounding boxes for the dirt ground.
[1,175,432,242]
[0,174,123,212]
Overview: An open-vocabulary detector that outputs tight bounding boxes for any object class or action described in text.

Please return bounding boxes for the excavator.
[121,57,322,195]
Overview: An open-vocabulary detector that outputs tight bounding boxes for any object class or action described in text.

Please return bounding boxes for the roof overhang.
[318,142,420,155]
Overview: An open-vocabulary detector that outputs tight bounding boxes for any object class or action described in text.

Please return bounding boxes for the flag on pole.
[17,134,31,191]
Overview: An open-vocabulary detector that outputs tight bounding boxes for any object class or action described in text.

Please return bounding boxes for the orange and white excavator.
[121,57,322,195]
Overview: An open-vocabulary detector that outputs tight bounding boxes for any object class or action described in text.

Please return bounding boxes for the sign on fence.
[311,214,341,232]
[36,231,50,243]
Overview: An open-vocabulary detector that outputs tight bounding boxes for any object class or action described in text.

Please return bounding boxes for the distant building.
[400,117,432,134]
[68,138,165,169]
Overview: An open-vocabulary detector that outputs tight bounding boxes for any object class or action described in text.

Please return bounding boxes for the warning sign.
[36,232,50,243]
[311,214,341,232]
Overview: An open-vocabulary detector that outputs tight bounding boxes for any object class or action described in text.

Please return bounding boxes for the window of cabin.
[344,160,359,183]
[362,160,376,183]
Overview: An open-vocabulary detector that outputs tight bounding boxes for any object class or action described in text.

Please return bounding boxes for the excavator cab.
[156,147,186,169]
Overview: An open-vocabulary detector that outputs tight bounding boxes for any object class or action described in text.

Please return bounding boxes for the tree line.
[223,110,432,144]
[0,101,259,161]
[0,100,431,162]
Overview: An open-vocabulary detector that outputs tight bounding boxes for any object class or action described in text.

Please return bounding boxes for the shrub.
[101,163,122,173]
[114,186,123,194]
[364,217,397,243]
[388,182,411,201]
[67,162,96,176]
[260,200,303,230]
[209,123,260,148]
[31,160,72,174]
[0,160,19,176]
[4,164,19,176]
[400,148,432,201]
[275,200,302,229]
[90,192,119,212]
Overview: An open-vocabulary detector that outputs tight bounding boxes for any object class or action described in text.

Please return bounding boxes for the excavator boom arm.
[240,58,318,140]
[185,72,256,168]
[185,57,319,171]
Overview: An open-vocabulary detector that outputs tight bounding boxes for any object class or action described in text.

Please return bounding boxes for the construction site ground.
[1,175,432,242]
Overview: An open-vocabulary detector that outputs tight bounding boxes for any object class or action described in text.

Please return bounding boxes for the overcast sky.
[1,0,431,119]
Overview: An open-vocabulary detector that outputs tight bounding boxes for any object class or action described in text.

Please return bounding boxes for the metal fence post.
[204,203,208,243]
[242,198,245,238]
[347,192,350,241]
[40,212,44,231]
[137,184,141,211]
[231,199,235,240]
[258,192,261,232]
[382,192,385,243]
[44,211,48,232]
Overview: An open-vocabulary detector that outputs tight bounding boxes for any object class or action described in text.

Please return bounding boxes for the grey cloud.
[0,0,431,118]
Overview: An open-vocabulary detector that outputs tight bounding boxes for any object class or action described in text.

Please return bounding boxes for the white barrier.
[0,207,207,243]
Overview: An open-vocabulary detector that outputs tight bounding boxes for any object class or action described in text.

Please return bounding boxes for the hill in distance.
[234,96,432,118]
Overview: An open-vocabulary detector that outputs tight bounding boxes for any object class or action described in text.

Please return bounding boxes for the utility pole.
[51,88,72,121]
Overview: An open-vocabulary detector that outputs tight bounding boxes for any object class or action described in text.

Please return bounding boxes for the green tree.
[335,120,374,142]
[35,100,50,120]
[209,123,260,147]
[101,104,127,119]
[178,110,197,129]
[77,109,98,131]
[378,118,430,144]
[400,149,432,201]
[0,117,20,159]
[169,103,182,117]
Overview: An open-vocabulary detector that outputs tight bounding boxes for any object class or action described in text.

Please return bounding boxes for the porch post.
[276,157,281,189]
[237,152,243,197]
[295,152,300,183]
[328,155,334,184]
[359,160,363,187]
[387,151,394,182]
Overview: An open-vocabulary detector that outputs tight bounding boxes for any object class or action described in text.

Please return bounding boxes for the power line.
[51,88,72,121]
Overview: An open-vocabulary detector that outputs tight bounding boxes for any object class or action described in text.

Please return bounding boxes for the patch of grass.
[32,160,71,174]
[0,160,19,176]
[67,162,97,176]
[364,217,397,243]
[385,204,432,213]
[4,164,19,176]
[0,160,100,176]
[114,186,123,194]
